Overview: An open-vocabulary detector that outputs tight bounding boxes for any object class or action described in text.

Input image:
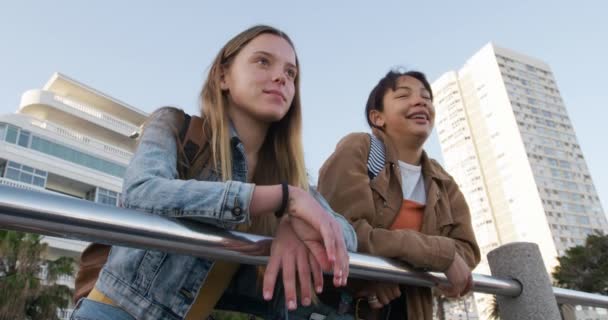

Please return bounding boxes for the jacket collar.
[371,127,451,182]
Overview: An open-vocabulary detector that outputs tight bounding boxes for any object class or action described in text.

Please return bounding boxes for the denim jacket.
[96,108,357,320]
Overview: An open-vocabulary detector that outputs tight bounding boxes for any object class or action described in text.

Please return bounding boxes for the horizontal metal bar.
[1,185,606,308]
[554,287,608,309]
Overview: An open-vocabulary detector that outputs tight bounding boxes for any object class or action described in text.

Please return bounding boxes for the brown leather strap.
[72,108,213,307]
[73,243,111,303]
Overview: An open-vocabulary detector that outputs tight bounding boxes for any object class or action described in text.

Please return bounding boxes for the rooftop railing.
[1,185,606,319]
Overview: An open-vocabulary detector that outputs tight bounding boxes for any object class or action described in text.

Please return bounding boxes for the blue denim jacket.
[96,108,357,320]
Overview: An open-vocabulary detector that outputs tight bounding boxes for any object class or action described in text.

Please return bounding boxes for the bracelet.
[274,182,289,218]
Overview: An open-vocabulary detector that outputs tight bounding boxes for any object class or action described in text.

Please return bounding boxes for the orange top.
[390,199,425,231]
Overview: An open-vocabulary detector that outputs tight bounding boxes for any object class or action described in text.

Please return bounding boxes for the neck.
[228,108,269,180]
[386,131,424,165]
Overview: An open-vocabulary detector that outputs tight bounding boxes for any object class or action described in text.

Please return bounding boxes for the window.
[576,216,590,225]
[17,130,31,147]
[30,136,125,177]
[5,125,18,143]
[3,161,48,187]
[3,124,126,177]
[96,188,120,206]
[0,123,5,140]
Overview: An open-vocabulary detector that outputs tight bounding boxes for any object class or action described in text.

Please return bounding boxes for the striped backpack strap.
[367,133,386,179]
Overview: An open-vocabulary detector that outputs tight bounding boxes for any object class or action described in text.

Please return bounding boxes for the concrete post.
[487,242,560,320]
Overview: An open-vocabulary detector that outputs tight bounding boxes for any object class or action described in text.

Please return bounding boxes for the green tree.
[485,295,500,320]
[552,232,608,295]
[0,230,74,320]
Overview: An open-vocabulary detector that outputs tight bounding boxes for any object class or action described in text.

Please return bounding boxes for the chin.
[411,130,431,141]
[255,111,288,124]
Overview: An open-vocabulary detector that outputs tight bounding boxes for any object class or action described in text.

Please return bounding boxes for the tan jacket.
[318,129,481,320]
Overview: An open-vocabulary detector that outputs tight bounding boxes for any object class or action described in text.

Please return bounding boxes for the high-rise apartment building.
[432,43,607,319]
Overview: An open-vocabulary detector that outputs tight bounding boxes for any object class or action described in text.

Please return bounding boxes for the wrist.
[285,185,302,217]
[274,182,289,218]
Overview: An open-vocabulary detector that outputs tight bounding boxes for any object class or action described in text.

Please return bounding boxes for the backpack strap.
[367,133,386,180]
[173,109,210,179]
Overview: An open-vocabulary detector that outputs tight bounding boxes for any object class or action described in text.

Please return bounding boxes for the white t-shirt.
[398,160,426,204]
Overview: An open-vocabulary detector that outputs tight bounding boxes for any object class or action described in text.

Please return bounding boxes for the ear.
[219,66,229,91]
[369,109,385,128]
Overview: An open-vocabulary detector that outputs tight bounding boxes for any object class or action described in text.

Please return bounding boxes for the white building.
[432,43,607,319]
[0,72,147,318]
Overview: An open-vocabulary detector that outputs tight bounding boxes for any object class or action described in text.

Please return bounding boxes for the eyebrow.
[395,86,430,95]
[252,50,297,70]
[395,86,413,91]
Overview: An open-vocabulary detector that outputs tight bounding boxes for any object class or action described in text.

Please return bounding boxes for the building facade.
[0,72,147,318]
[432,43,607,319]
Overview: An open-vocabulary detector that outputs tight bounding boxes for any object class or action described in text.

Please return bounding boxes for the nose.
[272,67,286,85]
[413,94,428,107]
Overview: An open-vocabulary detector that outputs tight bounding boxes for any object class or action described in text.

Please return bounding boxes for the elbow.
[121,175,160,208]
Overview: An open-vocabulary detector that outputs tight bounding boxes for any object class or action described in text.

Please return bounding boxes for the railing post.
[487,242,560,320]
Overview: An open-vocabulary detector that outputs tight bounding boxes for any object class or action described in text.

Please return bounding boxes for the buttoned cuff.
[219,180,255,228]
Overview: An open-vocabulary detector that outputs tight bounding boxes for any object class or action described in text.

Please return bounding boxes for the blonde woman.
[70,25,356,320]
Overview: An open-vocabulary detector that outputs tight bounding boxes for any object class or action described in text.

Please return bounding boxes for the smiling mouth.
[406,113,429,121]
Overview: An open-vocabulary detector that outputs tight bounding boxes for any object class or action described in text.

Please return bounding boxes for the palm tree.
[485,295,500,320]
[0,230,74,320]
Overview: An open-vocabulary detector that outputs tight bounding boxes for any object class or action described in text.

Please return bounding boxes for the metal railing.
[0,185,607,311]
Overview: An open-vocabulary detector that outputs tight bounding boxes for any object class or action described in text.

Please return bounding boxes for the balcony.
[19,89,140,140]
[0,177,58,195]
[53,95,137,135]
[30,118,132,161]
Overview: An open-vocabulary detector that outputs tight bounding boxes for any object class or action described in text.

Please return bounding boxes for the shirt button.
[383,201,388,207]
[233,207,242,216]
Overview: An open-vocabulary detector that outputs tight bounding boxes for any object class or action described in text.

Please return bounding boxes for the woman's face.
[221,33,297,124]
[379,75,435,143]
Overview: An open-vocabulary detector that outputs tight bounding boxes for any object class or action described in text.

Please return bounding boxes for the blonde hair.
[200,25,308,235]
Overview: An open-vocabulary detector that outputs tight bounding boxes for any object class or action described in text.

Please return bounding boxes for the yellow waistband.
[87,287,118,306]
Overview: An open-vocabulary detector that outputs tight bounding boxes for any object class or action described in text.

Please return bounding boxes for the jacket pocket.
[132,250,167,293]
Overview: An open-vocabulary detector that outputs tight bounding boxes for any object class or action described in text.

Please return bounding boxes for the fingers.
[377,288,391,306]
[392,285,402,299]
[296,247,312,307]
[263,250,281,302]
[282,251,298,310]
[438,284,459,298]
[361,283,402,310]
[223,240,271,256]
[439,275,471,298]
[461,274,473,296]
[319,222,337,264]
[443,253,473,298]
[316,222,343,287]
[367,295,383,309]
[306,240,331,271]
[309,252,324,294]
[332,221,349,287]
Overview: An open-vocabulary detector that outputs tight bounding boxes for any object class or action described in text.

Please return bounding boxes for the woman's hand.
[439,252,473,298]
[286,187,350,287]
[357,283,401,309]
[288,215,349,288]
[262,217,324,311]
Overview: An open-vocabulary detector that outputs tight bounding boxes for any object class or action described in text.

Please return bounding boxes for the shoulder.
[148,106,188,123]
[143,107,208,133]
[320,132,372,174]
[335,132,372,154]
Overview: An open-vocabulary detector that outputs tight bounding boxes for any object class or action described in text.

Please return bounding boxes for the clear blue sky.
[1,1,607,212]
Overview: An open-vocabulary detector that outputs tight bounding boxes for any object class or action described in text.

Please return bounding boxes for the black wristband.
[274,182,289,218]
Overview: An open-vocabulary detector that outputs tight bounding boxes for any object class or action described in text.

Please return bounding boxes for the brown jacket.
[317,129,481,320]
